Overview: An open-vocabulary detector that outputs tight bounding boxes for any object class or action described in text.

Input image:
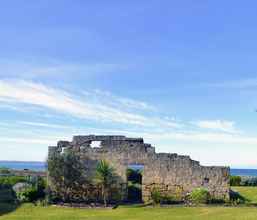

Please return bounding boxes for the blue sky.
[0,1,257,168]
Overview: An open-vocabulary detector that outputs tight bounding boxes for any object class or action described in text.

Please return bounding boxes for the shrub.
[47,151,86,202]
[0,167,12,175]
[15,177,46,203]
[16,186,38,202]
[161,194,182,204]
[13,182,32,194]
[150,187,162,206]
[230,176,242,186]
[0,176,26,187]
[189,188,210,204]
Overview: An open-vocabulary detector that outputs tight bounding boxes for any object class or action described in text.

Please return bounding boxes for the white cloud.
[194,120,238,133]
[83,89,156,111]
[18,121,70,129]
[0,80,180,128]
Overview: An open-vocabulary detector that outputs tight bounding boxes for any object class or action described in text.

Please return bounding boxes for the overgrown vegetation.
[0,174,46,205]
[189,188,210,205]
[0,176,27,186]
[150,187,162,206]
[47,150,87,202]
[15,176,46,202]
[48,153,120,205]
[150,187,183,205]
[230,176,242,186]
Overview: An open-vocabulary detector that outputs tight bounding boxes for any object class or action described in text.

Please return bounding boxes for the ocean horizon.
[0,161,257,176]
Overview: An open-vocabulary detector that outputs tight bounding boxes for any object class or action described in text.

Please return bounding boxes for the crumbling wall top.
[72,135,144,145]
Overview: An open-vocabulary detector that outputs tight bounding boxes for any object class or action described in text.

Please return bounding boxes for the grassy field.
[1,203,257,220]
[232,187,257,204]
[0,187,257,220]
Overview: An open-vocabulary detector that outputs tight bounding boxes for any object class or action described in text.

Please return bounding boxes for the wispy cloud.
[193,120,238,133]
[18,121,70,129]
[205,78,257,89]
[141,131,257,145]
[0,80,181,128]
[83,89,156,111]
[2,79,257,159]
[0,59,125,79]
[0,137,56,145]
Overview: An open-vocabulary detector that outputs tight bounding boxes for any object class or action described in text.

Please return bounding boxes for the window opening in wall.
[90,141,102,148]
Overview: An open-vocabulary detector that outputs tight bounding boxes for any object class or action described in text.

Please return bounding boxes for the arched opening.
[126,164,144,203]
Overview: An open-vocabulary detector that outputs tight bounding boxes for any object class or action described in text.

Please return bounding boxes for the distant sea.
[0,161,46,171]
[0,161,257,176]
[230,169,257,177]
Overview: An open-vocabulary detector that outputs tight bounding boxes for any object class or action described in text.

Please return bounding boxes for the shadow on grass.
[0,202,19,216]
[230,189,251,204]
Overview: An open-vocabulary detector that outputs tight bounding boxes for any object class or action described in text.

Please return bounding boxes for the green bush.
[16,186,38,202]
[230,176,242,186]
[14,176,46,203]
[161,194,182,204]
[150,187,162,206]
[189,188,210,204]
[0,176,27,187]
[0,167,12,175]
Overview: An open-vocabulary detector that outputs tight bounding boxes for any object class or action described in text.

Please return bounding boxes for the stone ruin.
[48,135,230,202]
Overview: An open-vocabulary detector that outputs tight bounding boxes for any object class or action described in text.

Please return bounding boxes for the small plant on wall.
[150,187,162,206]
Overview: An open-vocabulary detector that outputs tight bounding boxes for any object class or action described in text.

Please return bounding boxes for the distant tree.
[230,176,242,186]
[47,153,64,194]
[47,151,85,202]
[0,167,11,175]
[62,151,86,201]
[95,160,115,207]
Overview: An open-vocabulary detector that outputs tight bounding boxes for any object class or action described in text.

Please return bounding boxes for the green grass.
[1,203,257,220]
[232,187,257,204]
[1,187,257,220]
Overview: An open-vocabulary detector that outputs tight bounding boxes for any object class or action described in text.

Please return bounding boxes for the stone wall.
[48,135,230,202]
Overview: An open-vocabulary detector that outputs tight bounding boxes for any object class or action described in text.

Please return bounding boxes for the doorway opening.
[126,164,144,203]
